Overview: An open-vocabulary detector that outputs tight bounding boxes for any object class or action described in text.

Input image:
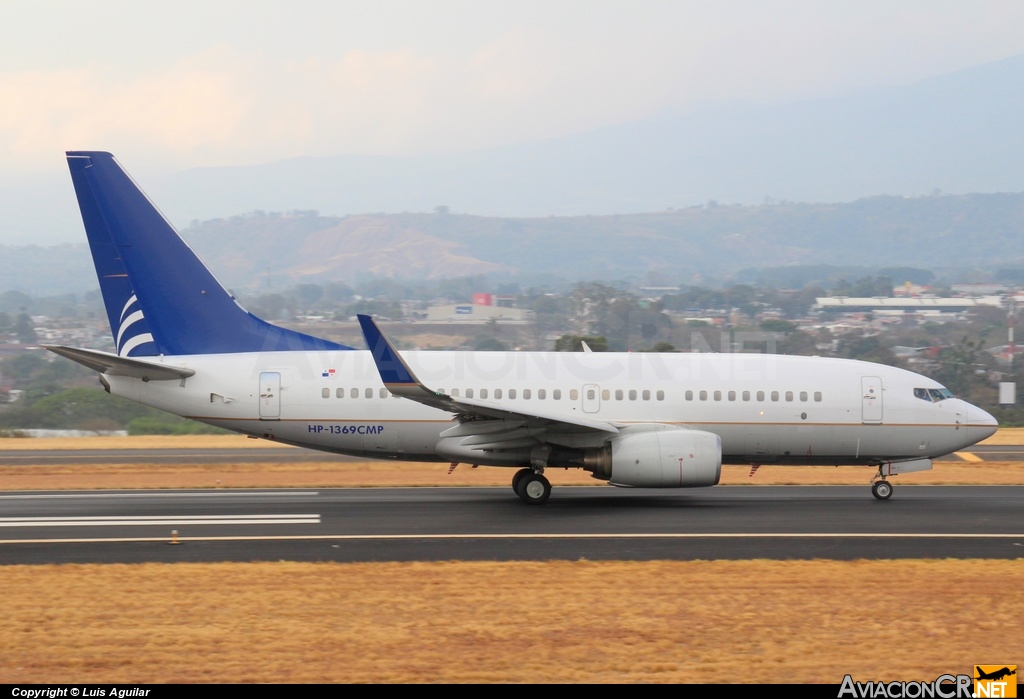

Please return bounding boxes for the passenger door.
[861,376,883,424]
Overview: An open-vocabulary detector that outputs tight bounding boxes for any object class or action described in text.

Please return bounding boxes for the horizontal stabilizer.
[45,346,194,381]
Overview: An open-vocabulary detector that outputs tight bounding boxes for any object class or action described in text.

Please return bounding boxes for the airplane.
[975,667,1016,682]
[49,151,999,505]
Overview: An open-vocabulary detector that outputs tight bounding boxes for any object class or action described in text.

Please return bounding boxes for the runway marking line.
[0,491,319,500]
[955,451,984,462]
[0,514,321,528]
[2,533,1023,545]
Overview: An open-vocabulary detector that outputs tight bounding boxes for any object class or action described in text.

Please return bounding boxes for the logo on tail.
[116,293,156,357]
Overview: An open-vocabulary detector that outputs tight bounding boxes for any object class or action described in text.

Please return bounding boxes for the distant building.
[816,296,1003,313]
[426,293,533,322]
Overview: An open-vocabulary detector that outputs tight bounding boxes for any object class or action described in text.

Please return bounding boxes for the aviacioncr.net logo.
[838,674,973,698]
[973,666,1017,698]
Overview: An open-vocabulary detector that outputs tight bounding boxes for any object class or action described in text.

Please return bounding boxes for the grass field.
[1,560,1021,683]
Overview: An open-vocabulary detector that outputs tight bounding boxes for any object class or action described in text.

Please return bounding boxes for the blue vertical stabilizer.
[66,151,351,355]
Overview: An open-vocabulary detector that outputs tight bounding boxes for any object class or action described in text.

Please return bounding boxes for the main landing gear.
[512,467,551,505]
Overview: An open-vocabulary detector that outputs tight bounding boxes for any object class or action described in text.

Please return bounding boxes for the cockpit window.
[915,387,955,402]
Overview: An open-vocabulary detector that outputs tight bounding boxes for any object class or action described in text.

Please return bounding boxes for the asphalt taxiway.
[2,485,1022,564]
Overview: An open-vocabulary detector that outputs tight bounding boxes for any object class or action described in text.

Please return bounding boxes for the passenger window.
[524,389,532,399]
[728,390,736,401]
[509,389,517,399]
[553,389,561,400]
[742,391,750,401]
[451,389,460,397]
[771,391,779,402]
[586,389,594,400]
[656,390,665,401]
[642,390,650,400]
[714,390,722,401]
[351,388,358,399]
[380,388,388,399]
[699,390,708,401]
[321,388,330,398]
[494,389,502,399]
[685,390,693,401]
[570,389,578,400]
[539,389,547,399]
[800,391,808,402]
[466,388,474,398]
[602,389,610,400]
[757,391,765,401]
[616,389,623,400]
[785,391,793,402]
[628,390,636,400]
[336,388,344,398]
[365,387,373,399]
[814,392,822,402]
[480,389,488,399]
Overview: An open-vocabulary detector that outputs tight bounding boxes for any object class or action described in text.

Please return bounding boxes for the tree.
[14,313,37,344]
[759,319,797,334]
[931,335,991,399]
[473,335,509,351]
[554,335,608,352]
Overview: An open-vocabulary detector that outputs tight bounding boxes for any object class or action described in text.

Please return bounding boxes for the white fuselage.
[106,350,997,467]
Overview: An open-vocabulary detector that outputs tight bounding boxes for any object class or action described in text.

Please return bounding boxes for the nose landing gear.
[870,463,894,500]
[871,479,893,500]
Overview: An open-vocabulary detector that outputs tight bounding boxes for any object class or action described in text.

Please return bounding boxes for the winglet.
[357,314,421,388]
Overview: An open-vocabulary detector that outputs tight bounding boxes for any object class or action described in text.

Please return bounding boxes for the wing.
[356,315,618,455]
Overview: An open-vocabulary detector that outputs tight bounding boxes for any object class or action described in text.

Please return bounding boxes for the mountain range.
[4,190,1024,295]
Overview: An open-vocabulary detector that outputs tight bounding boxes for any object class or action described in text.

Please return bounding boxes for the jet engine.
[581,425,722,488]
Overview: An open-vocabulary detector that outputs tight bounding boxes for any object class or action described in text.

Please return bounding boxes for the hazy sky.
[3,0,1024,179]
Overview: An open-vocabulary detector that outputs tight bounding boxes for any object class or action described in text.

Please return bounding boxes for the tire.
[872,481,893,500]
[512,468,532,496]
[518,473,551,505]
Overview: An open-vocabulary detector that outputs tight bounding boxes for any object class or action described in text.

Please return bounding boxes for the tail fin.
[66,151,351,356]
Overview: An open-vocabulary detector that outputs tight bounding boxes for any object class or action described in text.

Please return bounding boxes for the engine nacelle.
[583,426,722,488]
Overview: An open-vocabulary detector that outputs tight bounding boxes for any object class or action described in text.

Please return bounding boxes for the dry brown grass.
[0,560,1020,683]
[0,434,287,450]
[974,427,1024,445]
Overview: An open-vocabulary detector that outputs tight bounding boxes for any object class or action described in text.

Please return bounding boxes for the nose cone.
[967,404,999,442]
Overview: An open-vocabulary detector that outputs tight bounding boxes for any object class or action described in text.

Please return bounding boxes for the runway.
[1,485,1022,564]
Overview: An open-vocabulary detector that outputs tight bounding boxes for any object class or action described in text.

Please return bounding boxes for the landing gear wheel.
[517,472,551,505]
[871,480,893,500]
[511,468,532,496]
